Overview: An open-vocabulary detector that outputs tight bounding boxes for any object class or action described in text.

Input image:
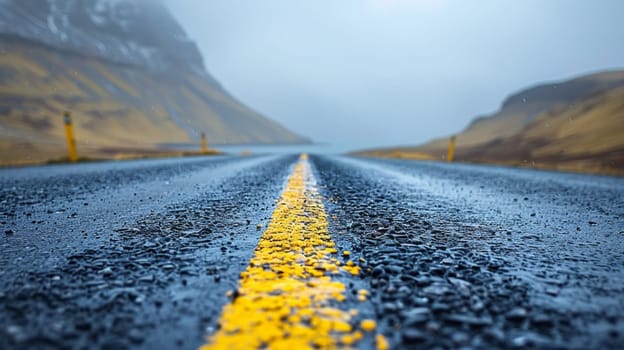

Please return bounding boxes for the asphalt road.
[1,154,623,349]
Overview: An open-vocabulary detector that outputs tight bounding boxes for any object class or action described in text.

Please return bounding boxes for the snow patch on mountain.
[0,0,208,77]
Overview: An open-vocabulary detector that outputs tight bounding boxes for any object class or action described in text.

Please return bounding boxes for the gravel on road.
[1,154,623,350]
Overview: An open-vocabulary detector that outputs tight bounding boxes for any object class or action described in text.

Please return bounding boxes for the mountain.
[356,71,624,175]
[0,0,307,165]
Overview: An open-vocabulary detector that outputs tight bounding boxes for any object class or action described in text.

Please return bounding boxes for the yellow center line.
[200,154,388,350]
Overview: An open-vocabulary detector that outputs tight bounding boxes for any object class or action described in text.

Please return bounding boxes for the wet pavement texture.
[1,154,623,349]
[313,156,624,349]
[1,155,296,349]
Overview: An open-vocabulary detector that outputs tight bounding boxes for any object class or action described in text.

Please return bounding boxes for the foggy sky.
[164,0,624,149]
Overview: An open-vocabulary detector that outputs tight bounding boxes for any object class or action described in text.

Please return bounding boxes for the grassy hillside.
[454,87,624,174]
[356,71,624,175]
[0,39,307,165]
[419,71,624,152]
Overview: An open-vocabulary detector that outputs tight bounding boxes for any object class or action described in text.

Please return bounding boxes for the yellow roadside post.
[63,111,78,162]
[201,132,208,154]
[447,135,456,162]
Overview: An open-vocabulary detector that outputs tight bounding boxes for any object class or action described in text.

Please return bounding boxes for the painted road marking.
[201,154,387,350]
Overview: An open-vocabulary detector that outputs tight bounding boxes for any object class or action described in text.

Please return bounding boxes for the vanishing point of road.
[1,154,623,349]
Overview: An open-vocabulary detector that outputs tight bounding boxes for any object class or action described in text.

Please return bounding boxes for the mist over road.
[1,155,622,349]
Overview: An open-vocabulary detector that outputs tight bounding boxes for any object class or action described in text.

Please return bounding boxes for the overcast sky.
[164,0,624,149]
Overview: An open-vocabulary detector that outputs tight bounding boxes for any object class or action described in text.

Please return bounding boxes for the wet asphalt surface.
[1,154,623,349]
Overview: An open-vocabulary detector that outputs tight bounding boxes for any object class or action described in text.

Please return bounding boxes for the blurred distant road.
[1,154,623,349]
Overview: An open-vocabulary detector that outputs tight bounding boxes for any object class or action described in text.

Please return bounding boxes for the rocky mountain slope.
[0,0,307,165]
[357,71,624,175]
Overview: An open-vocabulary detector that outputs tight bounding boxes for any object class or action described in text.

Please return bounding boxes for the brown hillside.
[419,71,624,152]
[455,87,624,174]
[356,71,624,175]
[0,39,307,165]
